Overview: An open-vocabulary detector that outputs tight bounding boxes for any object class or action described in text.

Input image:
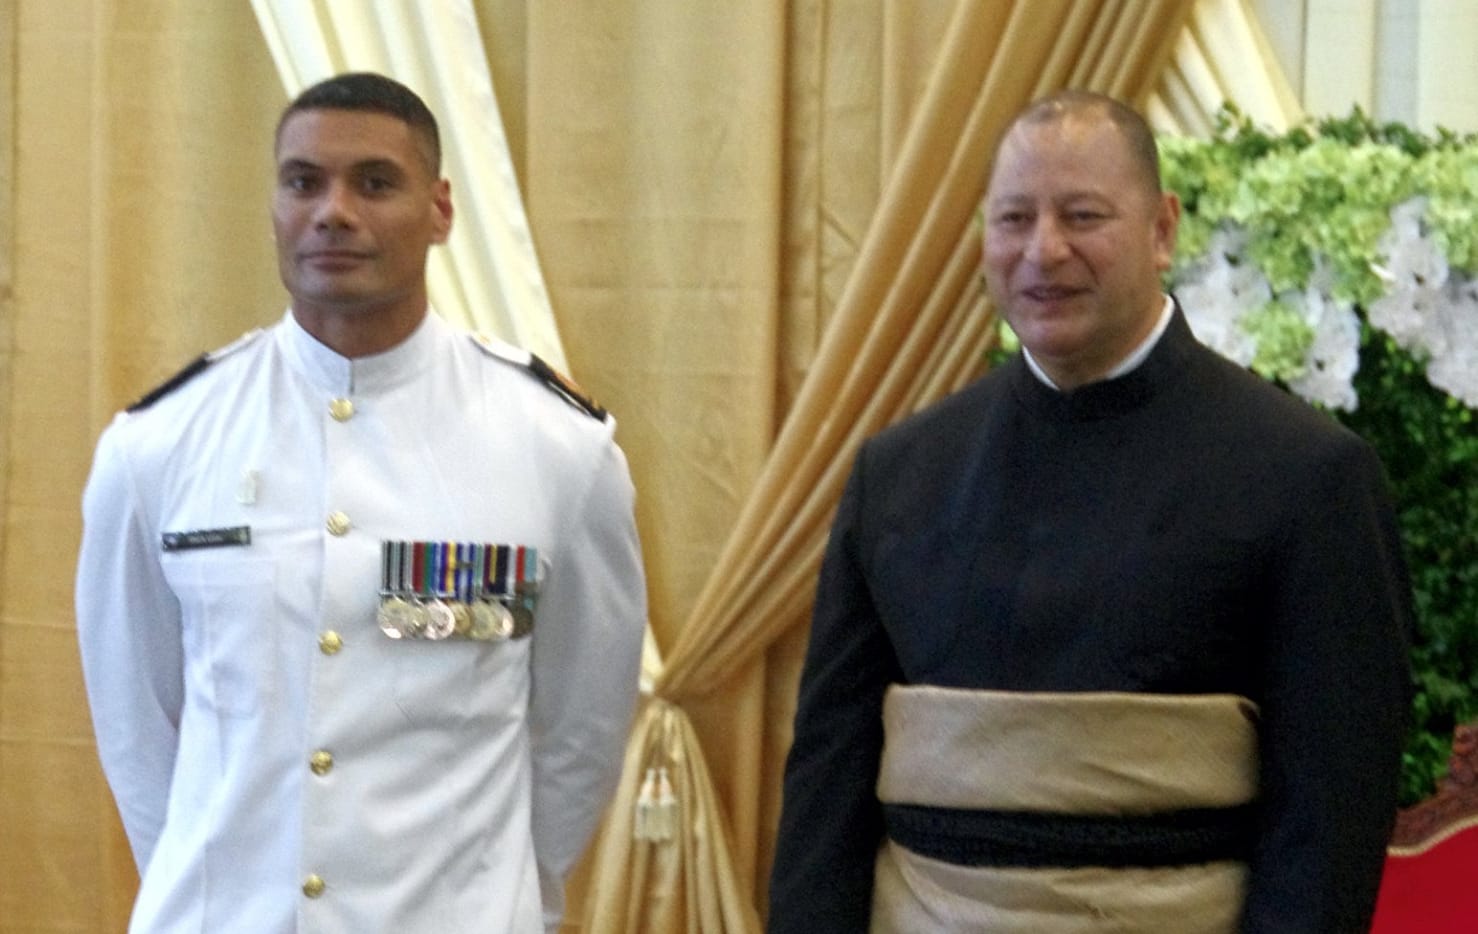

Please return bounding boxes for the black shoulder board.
[527,354,608,421]
[127,353,211,413]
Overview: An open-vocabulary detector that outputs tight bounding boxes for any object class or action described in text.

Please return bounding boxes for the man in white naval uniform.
[75,73,647,933]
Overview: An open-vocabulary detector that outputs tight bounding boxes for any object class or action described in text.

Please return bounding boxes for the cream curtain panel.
[250,0,567,369]
[1,0,1302,931]
[1148,0,1302,134]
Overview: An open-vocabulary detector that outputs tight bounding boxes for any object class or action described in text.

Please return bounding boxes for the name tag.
[161,526,252,552]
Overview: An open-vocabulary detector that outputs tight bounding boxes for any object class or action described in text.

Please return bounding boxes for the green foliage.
[1343,334,1478,803]
[1162,108,1478,804]
[1242,299,1314,382]
[1412,146,1478,271]
[1164,106,1478,312]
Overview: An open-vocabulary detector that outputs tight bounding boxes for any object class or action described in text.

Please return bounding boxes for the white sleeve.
[74,418,185,872]
[527,426,647,930]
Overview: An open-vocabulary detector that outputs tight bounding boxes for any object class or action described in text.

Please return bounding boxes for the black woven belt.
[883,802,1256,868]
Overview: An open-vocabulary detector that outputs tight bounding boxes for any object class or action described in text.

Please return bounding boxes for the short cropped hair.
[276,72,442,175]
[996,89,1162,196]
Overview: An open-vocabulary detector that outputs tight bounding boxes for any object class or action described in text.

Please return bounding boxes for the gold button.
[302,874,325,898]
[326,511,351,536]
[329,398,355,421]
[319,631,343,655]
[310,750,334,775]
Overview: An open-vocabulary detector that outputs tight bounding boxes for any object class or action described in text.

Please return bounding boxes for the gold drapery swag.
[579,2,1195,931]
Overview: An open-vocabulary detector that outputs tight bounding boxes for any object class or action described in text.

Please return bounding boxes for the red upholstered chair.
[1371,722,1478,933]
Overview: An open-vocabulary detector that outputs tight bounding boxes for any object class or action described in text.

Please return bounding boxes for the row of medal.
[377,540,541,641]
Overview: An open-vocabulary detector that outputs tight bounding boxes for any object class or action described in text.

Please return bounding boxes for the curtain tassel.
[634,766,679,842]
[634,767,658,841]
[654,767,678,840]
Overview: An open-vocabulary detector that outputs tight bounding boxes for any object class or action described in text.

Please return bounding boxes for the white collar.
[279,308,444,395]
[1023,295,1175,391]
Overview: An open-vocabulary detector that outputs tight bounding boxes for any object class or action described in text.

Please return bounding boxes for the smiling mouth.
[1022,285,1084,302]
[302,251,370,267]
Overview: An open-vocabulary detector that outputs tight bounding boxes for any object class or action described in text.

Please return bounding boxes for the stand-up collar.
[278,309,445,395]
[1010,302,1198,422]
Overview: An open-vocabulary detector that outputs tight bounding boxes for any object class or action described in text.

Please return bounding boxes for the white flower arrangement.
[1160,114,1478,410]
[1368,198,1478,408]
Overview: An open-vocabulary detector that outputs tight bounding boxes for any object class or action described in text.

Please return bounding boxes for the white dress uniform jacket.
[76,311,647,934]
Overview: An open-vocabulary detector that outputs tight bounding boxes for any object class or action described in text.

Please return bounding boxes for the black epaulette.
[468,333,609,421]
[126,354,212,412]
[125,328,263,413]
[527,353,608,421]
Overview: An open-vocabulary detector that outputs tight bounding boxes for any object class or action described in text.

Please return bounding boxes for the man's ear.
[431,178,453,245]
[1153,190,1181,273]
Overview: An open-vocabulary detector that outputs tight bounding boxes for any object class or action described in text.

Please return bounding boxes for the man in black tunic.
[768,91,1413,932]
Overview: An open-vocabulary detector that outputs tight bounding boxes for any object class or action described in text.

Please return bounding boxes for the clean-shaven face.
[272,108,451,327]
[982,113,1179,389]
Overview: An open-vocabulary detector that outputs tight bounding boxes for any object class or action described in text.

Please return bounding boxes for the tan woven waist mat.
[870,686,1259,933]
[877,686,1260,813]
[872,848,1249,933]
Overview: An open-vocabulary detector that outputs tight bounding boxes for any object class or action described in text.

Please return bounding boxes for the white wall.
[1249,0,1478,132]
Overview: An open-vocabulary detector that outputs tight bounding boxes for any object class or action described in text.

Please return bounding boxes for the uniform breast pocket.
[393,636,530,729]
[162,555,279,717]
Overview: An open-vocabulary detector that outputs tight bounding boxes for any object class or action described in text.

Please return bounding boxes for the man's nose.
[313,181,356,230]
[1023,217,1069,264]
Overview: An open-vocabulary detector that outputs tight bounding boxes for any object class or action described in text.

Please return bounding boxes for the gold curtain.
[2,1,1192,931]
[569,1,1195,931]
[0,2,283,930]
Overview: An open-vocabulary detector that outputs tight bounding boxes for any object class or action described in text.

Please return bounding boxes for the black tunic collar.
[1008,303,1199,422]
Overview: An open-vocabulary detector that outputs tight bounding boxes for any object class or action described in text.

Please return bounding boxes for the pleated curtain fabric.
[580,3,1197,932]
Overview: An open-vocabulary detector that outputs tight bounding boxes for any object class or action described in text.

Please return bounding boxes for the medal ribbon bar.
[377,540,541,641]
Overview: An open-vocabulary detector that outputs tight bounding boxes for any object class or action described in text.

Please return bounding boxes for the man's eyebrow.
[275,157,409,176]
[349,158,409,177]
[988,191,1117,213]
[984,193,1037,211]
[277,158,321,175]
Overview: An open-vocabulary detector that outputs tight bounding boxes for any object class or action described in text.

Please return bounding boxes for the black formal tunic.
[768,308,1413,933]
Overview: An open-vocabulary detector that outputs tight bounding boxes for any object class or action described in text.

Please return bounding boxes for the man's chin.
[1012,319,1087,357]
[294,285,378,311]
